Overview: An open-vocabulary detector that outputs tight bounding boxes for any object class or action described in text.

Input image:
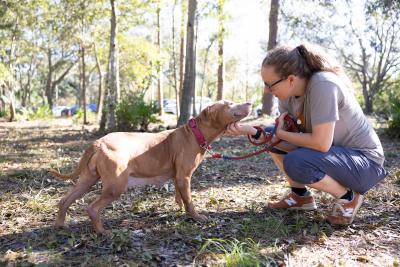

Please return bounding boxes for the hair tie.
[296,46,305,57]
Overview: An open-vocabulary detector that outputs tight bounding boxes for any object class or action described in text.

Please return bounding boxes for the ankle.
[291,187,310,197]
[340,190,353,201]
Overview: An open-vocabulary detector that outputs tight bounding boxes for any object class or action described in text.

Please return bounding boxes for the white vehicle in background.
[163,99,177,114]
[52,106,69,117]
[163,97,212,114]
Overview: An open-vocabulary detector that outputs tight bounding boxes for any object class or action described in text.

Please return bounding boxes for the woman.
[227,43,387,225]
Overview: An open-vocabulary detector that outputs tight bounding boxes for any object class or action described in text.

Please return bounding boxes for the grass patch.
[197,238,277,267]
[239,212,288,240]
[25,190,55,213]
[175,219,201,235]
[394,168,400,185]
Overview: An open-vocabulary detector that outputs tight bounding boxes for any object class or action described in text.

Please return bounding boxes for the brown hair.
[262,43,348,81]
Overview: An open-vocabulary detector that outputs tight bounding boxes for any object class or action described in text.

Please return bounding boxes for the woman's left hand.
[276,112,288,138]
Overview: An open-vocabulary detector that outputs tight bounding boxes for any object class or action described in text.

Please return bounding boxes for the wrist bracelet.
[251,128,262,140]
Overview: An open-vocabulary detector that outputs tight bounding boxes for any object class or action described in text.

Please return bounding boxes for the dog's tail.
[49,143,97,181]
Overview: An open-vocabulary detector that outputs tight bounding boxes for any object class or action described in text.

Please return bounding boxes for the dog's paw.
[100,229,113,237]
[54,221,65,229]
[192,213,208,223]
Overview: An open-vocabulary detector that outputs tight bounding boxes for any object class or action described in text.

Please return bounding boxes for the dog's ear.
[200,104,214,121]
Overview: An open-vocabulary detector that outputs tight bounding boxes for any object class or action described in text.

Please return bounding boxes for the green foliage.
[0,63,12,83]
[386,95,400,138]
[0,109,7,118]
[116,93,160,131]
[72,108,97,124]
[393,169,400,185]
[197,238,275,267]
[25,105,53,120]
[119,36,161,93]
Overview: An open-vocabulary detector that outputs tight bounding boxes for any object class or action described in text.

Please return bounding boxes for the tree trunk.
[45,48,54,108]
[216,0,225,101]
[80,44,87,124]
[44,48,75,109]
[93,43,104,122]
[106,0,119,131]
[192,12,199,116]
[177,0,196,126]
[172,0,179,120]
[262,0,279,116]
[200,39,215,110]
[156,2,164,115]
[216,42,224,100]
[8,88,15,122]
[0,85,5,113]
[178,0,187,114]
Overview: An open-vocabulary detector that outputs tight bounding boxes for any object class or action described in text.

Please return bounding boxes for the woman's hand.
[275,112,288,138]
[225,123,257,136]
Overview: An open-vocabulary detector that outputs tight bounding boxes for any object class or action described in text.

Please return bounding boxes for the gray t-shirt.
[279,71,385,166]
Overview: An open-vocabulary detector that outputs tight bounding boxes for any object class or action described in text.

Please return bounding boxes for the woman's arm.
[225,122,258,136]
[276,112,335,152]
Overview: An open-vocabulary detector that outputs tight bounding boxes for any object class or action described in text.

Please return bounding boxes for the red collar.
[188,118,210,149]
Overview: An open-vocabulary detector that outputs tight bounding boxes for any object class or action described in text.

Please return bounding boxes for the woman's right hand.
[225,123,257,136]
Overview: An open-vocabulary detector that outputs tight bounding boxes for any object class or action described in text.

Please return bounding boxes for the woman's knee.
[283,150,323,184]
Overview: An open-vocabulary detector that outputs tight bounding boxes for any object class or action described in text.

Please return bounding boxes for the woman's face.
[261,65,301,100]
[261,65,290,100]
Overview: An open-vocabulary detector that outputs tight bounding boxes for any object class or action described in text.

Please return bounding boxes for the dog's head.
[199,100,252,130]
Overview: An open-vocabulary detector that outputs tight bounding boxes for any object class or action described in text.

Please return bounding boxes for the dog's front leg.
[172,178,184,210]
[175,174,208,222]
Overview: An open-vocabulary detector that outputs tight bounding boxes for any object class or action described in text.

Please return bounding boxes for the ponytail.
[262,43,348,82]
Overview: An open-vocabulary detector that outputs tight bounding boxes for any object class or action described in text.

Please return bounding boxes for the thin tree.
[178,0,187,114]
[262,0,279,116]
[177,0,197,126]
[156,0,164,115]
[216,0,225,100]
[172,0,180,119]
[104,0,120,131]
[93,43,104,122]
[80,43,87,124]
[199,36,216,110]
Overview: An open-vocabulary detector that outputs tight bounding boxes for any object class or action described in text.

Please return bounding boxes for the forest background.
[1,0,399,132]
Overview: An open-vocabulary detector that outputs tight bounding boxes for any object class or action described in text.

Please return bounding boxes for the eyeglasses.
[264,78,286,90]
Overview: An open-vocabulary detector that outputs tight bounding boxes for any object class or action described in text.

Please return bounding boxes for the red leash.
[211,114,300,160]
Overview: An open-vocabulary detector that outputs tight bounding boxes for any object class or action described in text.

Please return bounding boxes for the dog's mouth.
[233,112,248,119]
[232,103,252,121]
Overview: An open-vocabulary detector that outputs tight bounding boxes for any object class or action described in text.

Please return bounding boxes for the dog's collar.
[188,118,210,150]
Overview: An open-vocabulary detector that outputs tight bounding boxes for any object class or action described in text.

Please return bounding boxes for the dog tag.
[297,119,302,125]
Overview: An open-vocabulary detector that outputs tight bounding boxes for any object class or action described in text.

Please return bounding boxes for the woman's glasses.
[264,78,285,90]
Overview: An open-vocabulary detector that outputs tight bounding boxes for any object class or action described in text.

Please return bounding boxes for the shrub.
[27,105,53,120]
[116,94,160,131]
[72,108,97,124]
[386,96,400,138]
[0,110,6,118]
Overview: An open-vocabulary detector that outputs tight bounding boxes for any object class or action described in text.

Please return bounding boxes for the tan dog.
[50,101,251,234]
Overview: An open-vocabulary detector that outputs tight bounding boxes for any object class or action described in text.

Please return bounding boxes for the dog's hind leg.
[55,169,98,228]
[86,172,128,234]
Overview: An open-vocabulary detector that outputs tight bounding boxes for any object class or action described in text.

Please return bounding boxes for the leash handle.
[247,126,272,146]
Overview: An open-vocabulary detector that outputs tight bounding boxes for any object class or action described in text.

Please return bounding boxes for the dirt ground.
[0,116,399,266]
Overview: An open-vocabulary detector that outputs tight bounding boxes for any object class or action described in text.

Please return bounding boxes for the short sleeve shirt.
[278,71,385,166]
